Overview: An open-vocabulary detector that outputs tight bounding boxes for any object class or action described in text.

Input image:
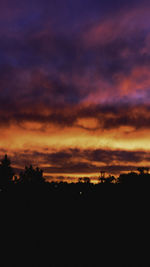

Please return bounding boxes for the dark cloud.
[85,149,146,164]
[7,148,150,176]
[0,0,150,108]
[0,103,150,131]
[1,0,150,179]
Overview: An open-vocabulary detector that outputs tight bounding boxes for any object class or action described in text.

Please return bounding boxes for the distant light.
[80,191,83,195]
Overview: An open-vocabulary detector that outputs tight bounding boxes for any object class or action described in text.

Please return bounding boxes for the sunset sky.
[1,0,150,182]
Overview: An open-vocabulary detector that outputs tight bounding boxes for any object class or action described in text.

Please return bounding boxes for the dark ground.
[0,182,150,267]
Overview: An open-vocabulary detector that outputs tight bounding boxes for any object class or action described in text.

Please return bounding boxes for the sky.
[1,0,150,182]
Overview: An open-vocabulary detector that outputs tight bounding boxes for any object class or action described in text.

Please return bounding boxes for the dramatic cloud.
[1,0,150,178]
[1,103,150,131]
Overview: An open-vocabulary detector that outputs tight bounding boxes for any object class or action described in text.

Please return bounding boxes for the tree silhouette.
[118,172,139,185]
[99,175,115,184]
[137,167,149,175]
[78,178,83,183]
[83,177,90,183]
[99,170,106,183]
[104,175,115,184]
[78,177,91,183]
[0,154,14,187]
[137,167,145,175]
[19,165,44,184]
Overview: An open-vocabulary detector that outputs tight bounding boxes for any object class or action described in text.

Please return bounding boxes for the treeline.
[0,155,149,267]
[0,154,44,188]
[1,154,150,191]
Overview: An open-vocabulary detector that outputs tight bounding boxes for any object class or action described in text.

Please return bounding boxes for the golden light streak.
[1,121,150,178]
[1,124,150,151]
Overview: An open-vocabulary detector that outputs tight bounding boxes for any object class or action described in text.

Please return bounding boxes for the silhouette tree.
[100,171,105,178]
[118,172,139,185]
[104,175,115,184]
[137,167,149,175]
[78,177,91,183]
[137,167,145,175]
[99,177,106,183]
[78,178,83,183]
[83,177,90,183]
[19,165,44,184]
[0,154,14,187]
[99,170,106,183]
[99,175,115,184]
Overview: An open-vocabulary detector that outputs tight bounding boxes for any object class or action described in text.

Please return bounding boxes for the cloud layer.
[0,0,150,178]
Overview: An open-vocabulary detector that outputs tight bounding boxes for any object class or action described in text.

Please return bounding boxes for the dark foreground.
[0,182,150,267]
